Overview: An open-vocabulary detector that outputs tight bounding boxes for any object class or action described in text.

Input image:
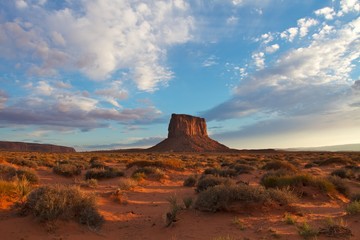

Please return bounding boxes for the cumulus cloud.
[0,1,194,92]
[297,18,318,37]
[265,44,279,54]
[315,7,336,20]
[339,0,360,15]
[280,27,298,42]
[252,52,265,70]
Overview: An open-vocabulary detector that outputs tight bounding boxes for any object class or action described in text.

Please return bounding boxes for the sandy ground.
[0,152,359,240]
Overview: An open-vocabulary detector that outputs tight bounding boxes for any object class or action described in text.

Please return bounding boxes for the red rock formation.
[0,141,76,153]
[168,114,208,138]
[149,114,229,152]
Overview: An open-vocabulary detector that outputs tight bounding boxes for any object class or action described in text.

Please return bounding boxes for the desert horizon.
[1,0,360,239]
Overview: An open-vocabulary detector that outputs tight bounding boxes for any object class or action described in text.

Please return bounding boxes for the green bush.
[195,184,296,212]
[318,157,352,166]
[346,200,360,215]
[196,176,233,192]
[331,168,354,179]
[261,172,337,195]
[15,168,39,184]
[131,167,166,181]
[53,164,81,177]
[183,175,197,187]
[327,176,350,197]
[203,168,238,177]
[21,185,104,228]
[85,167,124,180]
[118,178,138,190]
[231,164,255,174]
[298,222,318,239]
[262,160,297,172]
[7,158,38,168]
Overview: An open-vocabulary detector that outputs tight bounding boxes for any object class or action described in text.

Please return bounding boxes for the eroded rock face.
[0,141,76,153]
[149,113,230,152]
[168,114,208,138]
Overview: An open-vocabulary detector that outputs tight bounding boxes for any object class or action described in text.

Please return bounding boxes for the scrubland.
[0,150,359,239]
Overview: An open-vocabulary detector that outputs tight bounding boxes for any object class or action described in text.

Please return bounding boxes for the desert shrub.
[7,158,38,168]
[262,160,297,172]
[53,164,81,177]
[165,196,182,227]
[183,175,197,187]
[21,185,104,228]
[0,164,17,179]
[327,176,350,197]
[56,160,89,170]
[82,179,98,188]
[304,163,317,169]
[183,197,193,209]
[261,172,337,195]
[15,168,39,184]
[195,184,296,212]
[132,172,146,181]
[0,180,16,199]
[118,178,138,190]
[318,218,352,238]
[132,167,166,181]
[318,157,352,166]
[203,168,238,177]
[284,213,296,225]
[351,193,360,201]
[85,167,124,180]
[231,164,255,174]
[267,188,298,206]
[196,176,233,192]
[89,157,107,169]
[298,222,318,239]
[331,168,354,179]
[346,200,360,215]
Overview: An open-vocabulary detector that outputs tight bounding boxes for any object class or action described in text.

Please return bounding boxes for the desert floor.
[0,151,359,240]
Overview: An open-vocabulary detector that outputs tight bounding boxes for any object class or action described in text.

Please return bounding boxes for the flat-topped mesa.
[149,113,230,152]
[168,114,208,138]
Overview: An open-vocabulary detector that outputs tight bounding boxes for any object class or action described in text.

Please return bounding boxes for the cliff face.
[0,141,76,153]
[149,113,229,152]
[168,114,208,138]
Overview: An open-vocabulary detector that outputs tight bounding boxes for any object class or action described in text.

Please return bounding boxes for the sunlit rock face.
[149,113,229,152]
[168,114,208,138]
[0,141,76,153]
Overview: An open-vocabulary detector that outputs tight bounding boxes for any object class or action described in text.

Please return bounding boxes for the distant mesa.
[149,113,230,152]
[0,141,76,153]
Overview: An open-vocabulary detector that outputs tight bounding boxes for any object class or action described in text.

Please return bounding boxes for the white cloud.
[0,1,194,92]
[204,16,360,126]
[226,16,239,25]
[261,33,274,44]
[297,18,318,37]
[252,52,265,70]
[55,81,72,89]
[280,27,298,42]
[15,0,28,9]
[265,44,279,54]
[35,81,53,96]
[202,55,218,67]
[339,0,360,15]
[315,7,336,20]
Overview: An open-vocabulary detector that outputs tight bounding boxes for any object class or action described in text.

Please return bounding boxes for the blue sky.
[0,0,359,150]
